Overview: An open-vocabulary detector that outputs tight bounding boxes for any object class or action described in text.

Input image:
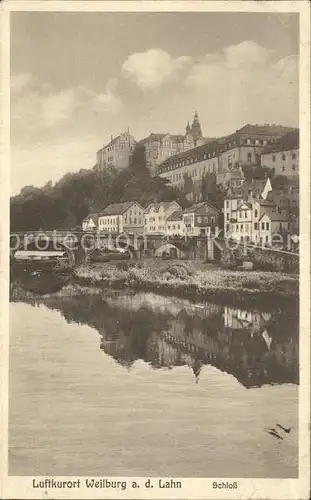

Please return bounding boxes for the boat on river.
[11,250,73,273]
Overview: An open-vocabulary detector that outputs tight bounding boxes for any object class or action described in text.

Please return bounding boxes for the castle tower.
[190,110,203,142]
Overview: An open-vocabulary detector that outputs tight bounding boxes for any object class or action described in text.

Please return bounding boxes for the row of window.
[158,152,218,174]
[223,137,268,149]
[229,221,270,233]
[146,216,165,222]
[226,211,251,220]
[158,147,260,176]
[167,224,182,231]
[272,152,297,162]
[162,163,218,181]
[148,226,165,232]
[100,217,143,225]
[281,165,297,172]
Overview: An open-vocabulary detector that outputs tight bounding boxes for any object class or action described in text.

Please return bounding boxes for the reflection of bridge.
[10,231,219,265]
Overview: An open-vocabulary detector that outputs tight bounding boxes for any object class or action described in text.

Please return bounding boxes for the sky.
[10,11,299,194]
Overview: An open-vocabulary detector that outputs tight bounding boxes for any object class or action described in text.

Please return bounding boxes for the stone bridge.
[10,230,220,266]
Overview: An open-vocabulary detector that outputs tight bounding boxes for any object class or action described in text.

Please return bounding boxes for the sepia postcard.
[0,1,310,499]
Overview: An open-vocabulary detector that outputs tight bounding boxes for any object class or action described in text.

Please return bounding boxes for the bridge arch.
[154,243,188,259]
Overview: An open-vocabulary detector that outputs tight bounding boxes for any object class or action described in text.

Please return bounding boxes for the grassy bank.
[72,259,298,310]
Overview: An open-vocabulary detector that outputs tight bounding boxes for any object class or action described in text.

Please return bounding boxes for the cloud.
[11,74,124,136]
[120,42,298,132]
[122,49,191,90]
[182,41,298,131]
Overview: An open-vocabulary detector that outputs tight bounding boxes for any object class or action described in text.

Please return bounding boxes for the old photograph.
[1,2,310,499]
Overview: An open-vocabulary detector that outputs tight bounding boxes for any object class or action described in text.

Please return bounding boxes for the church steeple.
[185,121,191,134]
[191,110,203,140]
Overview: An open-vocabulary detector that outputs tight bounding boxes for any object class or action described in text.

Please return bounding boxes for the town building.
[82,213,99,231]
[144,201,181,234]
[157,123,295,196]
[260,129,299,177]
[182,202,220,237]
[267,178,299,237]
[225,192,289,247]
[166,210,185,236]
[257,204,289,246]
[217,124,295,182]
[156,139,221,197]
[223,177,273,238]
[96,130,136,170]
[98,201,144,234]
[138,111,212,176]
[228,201,253,243]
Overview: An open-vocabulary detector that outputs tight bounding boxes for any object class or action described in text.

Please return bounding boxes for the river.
[9,285,299,478]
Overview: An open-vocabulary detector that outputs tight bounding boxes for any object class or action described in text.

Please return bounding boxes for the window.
[239,211,242,218]
[240,224,244,232]
[226,224,230,232]
[254,222,258,230]
[282,153,286,160]
[227,213,230,220]
[197,216,202,223]
[254,209,258,218]
[272,155,276,162]
[247,152,252,163]
[244,211,247,218]
[292,152,296,159]
[134,218,137,224]
[266,235,269,243]
[292,165,296,171]
[236,225,239,232]
[261,222,265,230]
[226,200,229,208]
[282,166,285,171]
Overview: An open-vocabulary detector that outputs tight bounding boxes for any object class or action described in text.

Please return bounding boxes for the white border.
[1,2,310,499]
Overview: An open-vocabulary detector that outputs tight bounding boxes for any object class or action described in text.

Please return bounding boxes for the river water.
[9,286,299,478]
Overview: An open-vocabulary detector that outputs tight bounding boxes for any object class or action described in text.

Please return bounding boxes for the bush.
[220,247,245,270]
[164,262,195,280]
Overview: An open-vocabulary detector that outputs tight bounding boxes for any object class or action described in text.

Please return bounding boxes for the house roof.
[100,202,141,216]
[167,210,183,222]
[256,199,277,207]
[261,129,299,155]
[260,206,289,222]
[237,124,296,137]
[157,139,220,169]
[237,202,252,210]
[144,201,180,213]
[183,201,220,214]
[83,213,99,223]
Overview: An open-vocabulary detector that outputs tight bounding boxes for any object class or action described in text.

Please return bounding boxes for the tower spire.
[191,110,203,140]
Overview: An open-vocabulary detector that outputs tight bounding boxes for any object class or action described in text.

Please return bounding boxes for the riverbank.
[72,259,298,310]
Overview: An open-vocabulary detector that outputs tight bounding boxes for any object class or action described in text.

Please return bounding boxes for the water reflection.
[11,269,70,295]
[14,288,298,389]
